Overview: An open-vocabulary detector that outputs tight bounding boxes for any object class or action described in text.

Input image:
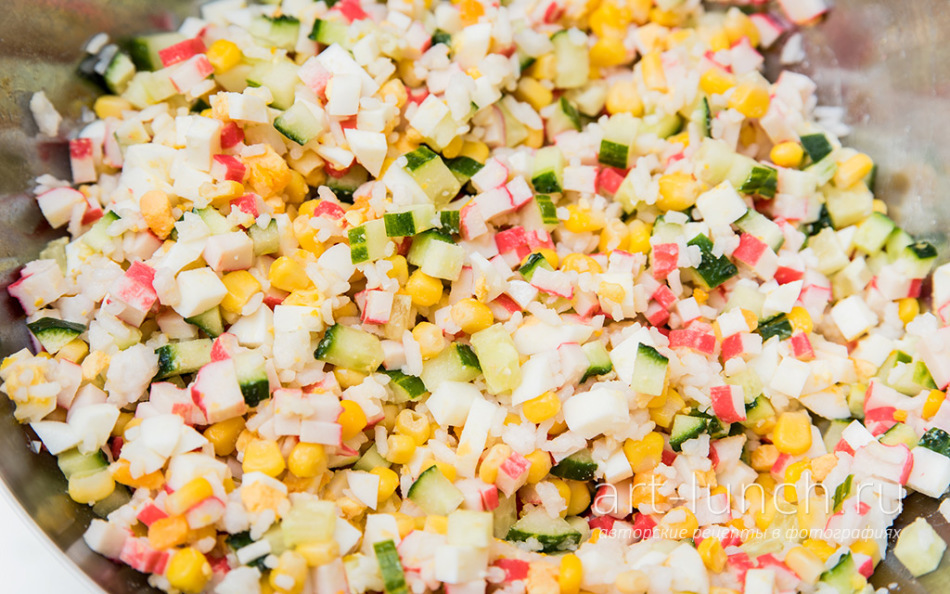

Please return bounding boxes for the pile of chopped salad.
[7,0,950,592]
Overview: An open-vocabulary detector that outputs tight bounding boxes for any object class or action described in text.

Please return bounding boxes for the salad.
[6,0,950,592]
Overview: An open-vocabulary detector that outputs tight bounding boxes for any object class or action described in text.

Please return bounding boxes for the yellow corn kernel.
[525,449,553,483]
[589,1,628,37]
[478,444,513,484]
[459,140,490,164]
[770,142,804,168]
[834,153,874,189]
[728,83,771,119]
[803,539,837,562]
[383,255,409,285]
[523,391,561,424]
[547,478,572,516]
[709,29,731,52]
[773,412,813,455]
[564,204,605,233]
[451,298,494,335]
[269,257,311,292]
[656,506,698,540]
[297,200,320,218]
[750,444,779,472]
[457,0,484,24]
[850,538,881,563]
[283,170,308,205]
[330,369,364,391]
[893,409,908,422]
[528,52,557,81]
[650,7,681,27]
[668,131,690,148]
[220,270,262,314]
[339,400,368,441]
[111,458,164,490]
[591,35,628,68]
[424,515,448,534]
[296,540,339,567]
[371,467,400,501]
[112,412,135,438]
[897,297,919,325]
[93,95,133,120]
[380,79,408,109]
[524,127,544,149]
[691,288,709,306]
[243,440,287,478]
[753,496,777,530]
[564,480,591,516]
[441,135,464,160]
[558,553,583,594]
[786,306,813,334]
[288,442,327,478]
[723,9,761,47]
[656,172,700,212]
[293,217,322,255]
[421,460,457,482]
[529,248,558,269]
[615,570,650,594]
[623,432,664,473]
[406,270,443,307]
[873,199,887,214]
[626,220,653,254]
[599,219,630,253]
[783,460,811,503]
[640,51,667,92]
[68,471,116,504]
[166,477,214,516]
[148,515,190,550]
[785,546,824,585]
[395,409,430,446]
[412,321,446,358]
[560,253,603,275]
[167,548,213,594]
[207,39,242,73]
[923,389,946,420]
[516,77,554,111]
[270,551,308,594]
[697,536,726,572]
[605,79,644,117]
[386,434,417,465]
[631,471,668,508]
[56,338,89,364]
[598,281,625,303]
[649,388,684,429]
[204,417,246,457]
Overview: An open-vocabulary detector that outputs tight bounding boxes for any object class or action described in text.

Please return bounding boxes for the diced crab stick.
[710,385,746,423]
[158,37,207,67]
[69,138,97,184]
[211,154,246,182]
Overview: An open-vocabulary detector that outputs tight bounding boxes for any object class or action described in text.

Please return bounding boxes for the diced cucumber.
[800,133,833,163]
[403,146,461,207]
[194,206,234,235]
[57,448,109,479]
[234,351,270,406]
[738,165,778,198]
[470,324,522,395]
[518,252,553,281]
[824,184,873,229]
[879,423,919,449]
[742,396,776,431]
[374,540,409,594]
[383,370,428,402]
[249,219,280,256]
[104,52,136,94]
[551,29,589,89]
[885,228,914,259]
[546,96,582,138]
[695,138,738,186]
[819,552,864,594]
[898,241,938,278]
[894,517,948,578]
[407,230,464,280]
[853,212,896,255]
[888,361,936,395]
[632,344,668,396]
[670,414,707,451]
[309,19,349,47]
[226,531,269,570]
[757,313,792,342]
[522,194,559,232]
[383,204,436,238]
[407,465,464,515]
[531,146,565,194]
[877,350,912,380]
[274,100,323,146]
[505,508,582,553]
[353,444,391,472]
[39,238,68,274]
[735,209,784,251]
[438,209,461,234]
[348,218,389,264]
[420,343,481,391]
[499,102,529,148]
[640,113,683,139]
[598,114,639,169]
[918,427,950,458]
[686,96,711,138]
[185,307,224,338]
[444,155,483,185]
[27,318,85,354]
[327,165,368,204]
[128,32,186,71]
[249,15,300,51]
[832,474,854,512]
[847,383,865,419]
[805,153,838,186]
[551,449,597,481]
[688,234,737,289]
[431,29,451,47]
[155,339,213,379]
[315,324,384,374]
[82,211,120,252]
[580,341,612,382]
[246,57,299,109]
[93,484,131,519]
